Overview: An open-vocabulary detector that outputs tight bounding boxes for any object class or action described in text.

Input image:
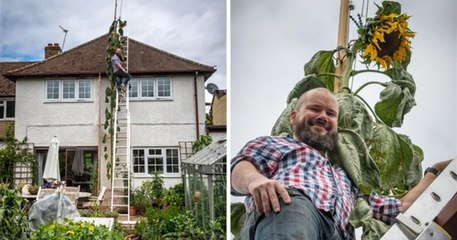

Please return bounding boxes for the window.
[47,80,59,99]
[141,79,154,97]
[46,79,92,101]
[0,100,15,119]
[129,77,172,99]
[157,78,171,97]
[133,149,145,173]
[63,80,76,99]
[79,80,91,99]
[132,147,180,175]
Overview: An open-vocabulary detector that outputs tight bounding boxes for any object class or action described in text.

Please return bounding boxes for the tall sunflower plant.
[271,1,420,238]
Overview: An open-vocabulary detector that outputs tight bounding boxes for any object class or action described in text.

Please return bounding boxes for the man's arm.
[401,159,453,212]
[232,160,290,216]
[116,62,127,73]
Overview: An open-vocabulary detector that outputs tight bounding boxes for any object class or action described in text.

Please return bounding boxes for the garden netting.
[28,190,80,230]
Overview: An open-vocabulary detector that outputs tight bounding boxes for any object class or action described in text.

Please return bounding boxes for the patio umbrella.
[71,149,85,176]
[43,136,60,182]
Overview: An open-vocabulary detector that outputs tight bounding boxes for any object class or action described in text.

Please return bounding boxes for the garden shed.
[181,138,226,227]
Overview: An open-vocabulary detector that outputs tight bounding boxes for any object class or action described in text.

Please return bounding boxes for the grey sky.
[0,0,226,100]
[231,0,456,177]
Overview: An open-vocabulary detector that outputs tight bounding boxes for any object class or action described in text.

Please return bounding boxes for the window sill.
[132,173,181,178]
[44,99,94,103]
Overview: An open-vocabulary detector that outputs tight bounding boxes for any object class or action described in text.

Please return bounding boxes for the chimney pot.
[45,43,62,59]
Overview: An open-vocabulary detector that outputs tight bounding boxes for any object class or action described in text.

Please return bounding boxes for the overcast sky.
[231,0,456,191]
[0,0,226,103]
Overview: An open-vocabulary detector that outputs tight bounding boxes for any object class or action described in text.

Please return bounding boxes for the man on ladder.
[111,47,131,97]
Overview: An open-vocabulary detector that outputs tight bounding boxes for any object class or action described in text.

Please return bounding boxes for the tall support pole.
[113,0,118,21]
[335,0,350,93]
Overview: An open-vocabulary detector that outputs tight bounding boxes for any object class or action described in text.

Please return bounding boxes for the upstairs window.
[46,79,92,101]
[129,77,172,99]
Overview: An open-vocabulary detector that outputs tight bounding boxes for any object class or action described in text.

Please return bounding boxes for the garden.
[0,126,226,239]
[0,174,226,239]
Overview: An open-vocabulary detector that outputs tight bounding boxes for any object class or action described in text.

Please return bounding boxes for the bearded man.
[231,88,451,240]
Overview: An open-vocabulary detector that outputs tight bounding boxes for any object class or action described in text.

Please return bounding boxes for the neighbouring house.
[206,89,226,142]
[0,62,35,141]
[4,34,216,193]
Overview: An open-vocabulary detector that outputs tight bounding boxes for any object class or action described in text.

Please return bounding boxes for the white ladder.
[381,159,457,240]
[110,35,131,222]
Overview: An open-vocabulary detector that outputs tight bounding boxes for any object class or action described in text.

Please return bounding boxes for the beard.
[294,121,338,152]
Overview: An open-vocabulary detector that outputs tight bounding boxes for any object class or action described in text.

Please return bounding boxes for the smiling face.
[290,88,339,153]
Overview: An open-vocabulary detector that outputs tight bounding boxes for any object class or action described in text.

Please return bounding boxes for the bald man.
[231,88,451,239]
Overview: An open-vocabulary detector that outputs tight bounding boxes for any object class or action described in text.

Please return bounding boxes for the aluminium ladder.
[110,35,132,222]
[381,159,457,240]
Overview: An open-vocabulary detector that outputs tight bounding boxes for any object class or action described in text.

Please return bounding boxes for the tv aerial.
[205,83,219,94]
[58,25,68,51]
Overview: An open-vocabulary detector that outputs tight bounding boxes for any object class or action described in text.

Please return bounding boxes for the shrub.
[0,188,29,239]
[30,219,124,240]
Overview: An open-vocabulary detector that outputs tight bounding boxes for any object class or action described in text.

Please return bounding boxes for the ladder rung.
[113,177,129,180]
[112,195,129,198]
[113,186,129,189]
[112,204,129,207]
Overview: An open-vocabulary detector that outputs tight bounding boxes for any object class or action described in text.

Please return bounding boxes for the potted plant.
[28,185,39,195]
[131,189,147,215]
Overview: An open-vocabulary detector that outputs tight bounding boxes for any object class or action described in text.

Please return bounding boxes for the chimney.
[44,43,62,59]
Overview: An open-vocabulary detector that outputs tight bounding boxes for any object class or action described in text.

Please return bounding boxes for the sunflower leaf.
[384,68,415,95]
[369,123,413,192]
[328,129,380,194]
[231,202,246,240]
[336,94,373,141]
[349,198,390,240]
[286,76,325,104]
[304,50,336,92]
[374,82,416,127]
[271,98,297,136]
[398,134,424,190]
[376,1,401,16]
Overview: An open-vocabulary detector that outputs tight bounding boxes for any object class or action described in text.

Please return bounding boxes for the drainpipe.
[194,71,200,138]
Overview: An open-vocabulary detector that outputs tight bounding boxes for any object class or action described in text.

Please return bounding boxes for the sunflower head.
[357,1,415,69]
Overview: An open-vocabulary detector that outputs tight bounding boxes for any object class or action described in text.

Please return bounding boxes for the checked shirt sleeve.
[230,136,282,196]
[367,192,402,225]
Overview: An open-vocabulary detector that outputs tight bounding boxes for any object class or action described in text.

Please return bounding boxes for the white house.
[6,34,216,193]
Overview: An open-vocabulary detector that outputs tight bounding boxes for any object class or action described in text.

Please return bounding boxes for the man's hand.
[231,161,291,216]
[432,159,453,172]
[248,177,290,216]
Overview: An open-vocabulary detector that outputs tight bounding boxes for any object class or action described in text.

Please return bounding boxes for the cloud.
[0,0,226,90]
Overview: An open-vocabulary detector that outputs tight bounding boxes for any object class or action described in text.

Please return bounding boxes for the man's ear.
[290,110,296,131]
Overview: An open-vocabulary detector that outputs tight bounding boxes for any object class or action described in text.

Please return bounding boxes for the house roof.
[6,34,216,80]
[0,62,36,97]
[182,138,226,166]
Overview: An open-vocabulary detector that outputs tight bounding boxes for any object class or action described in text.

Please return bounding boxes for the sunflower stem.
[318,73,343,80]
[350,69,391,78]
[353,81,387,95]
[354,94,382,123]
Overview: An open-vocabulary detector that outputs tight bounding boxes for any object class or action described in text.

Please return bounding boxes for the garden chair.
[81,186,106,209]
[62,191,79,206]
[36,187,58,200]
[63,185,80,194]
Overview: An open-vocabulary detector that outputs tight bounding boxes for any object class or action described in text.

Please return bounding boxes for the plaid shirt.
[231,136,401,239]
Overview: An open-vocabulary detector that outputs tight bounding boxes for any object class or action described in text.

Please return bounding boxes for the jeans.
[241,187,343,240]
[114,70,131,90]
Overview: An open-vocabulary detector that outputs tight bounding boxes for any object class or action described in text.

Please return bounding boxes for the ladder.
[381,159,457,240]
[110,35,132,222]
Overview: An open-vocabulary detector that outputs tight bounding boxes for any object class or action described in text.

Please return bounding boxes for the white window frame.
[132,147,180,176]
[0,100,15,120]
[45,79,93,102]
[129,77,173,100]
